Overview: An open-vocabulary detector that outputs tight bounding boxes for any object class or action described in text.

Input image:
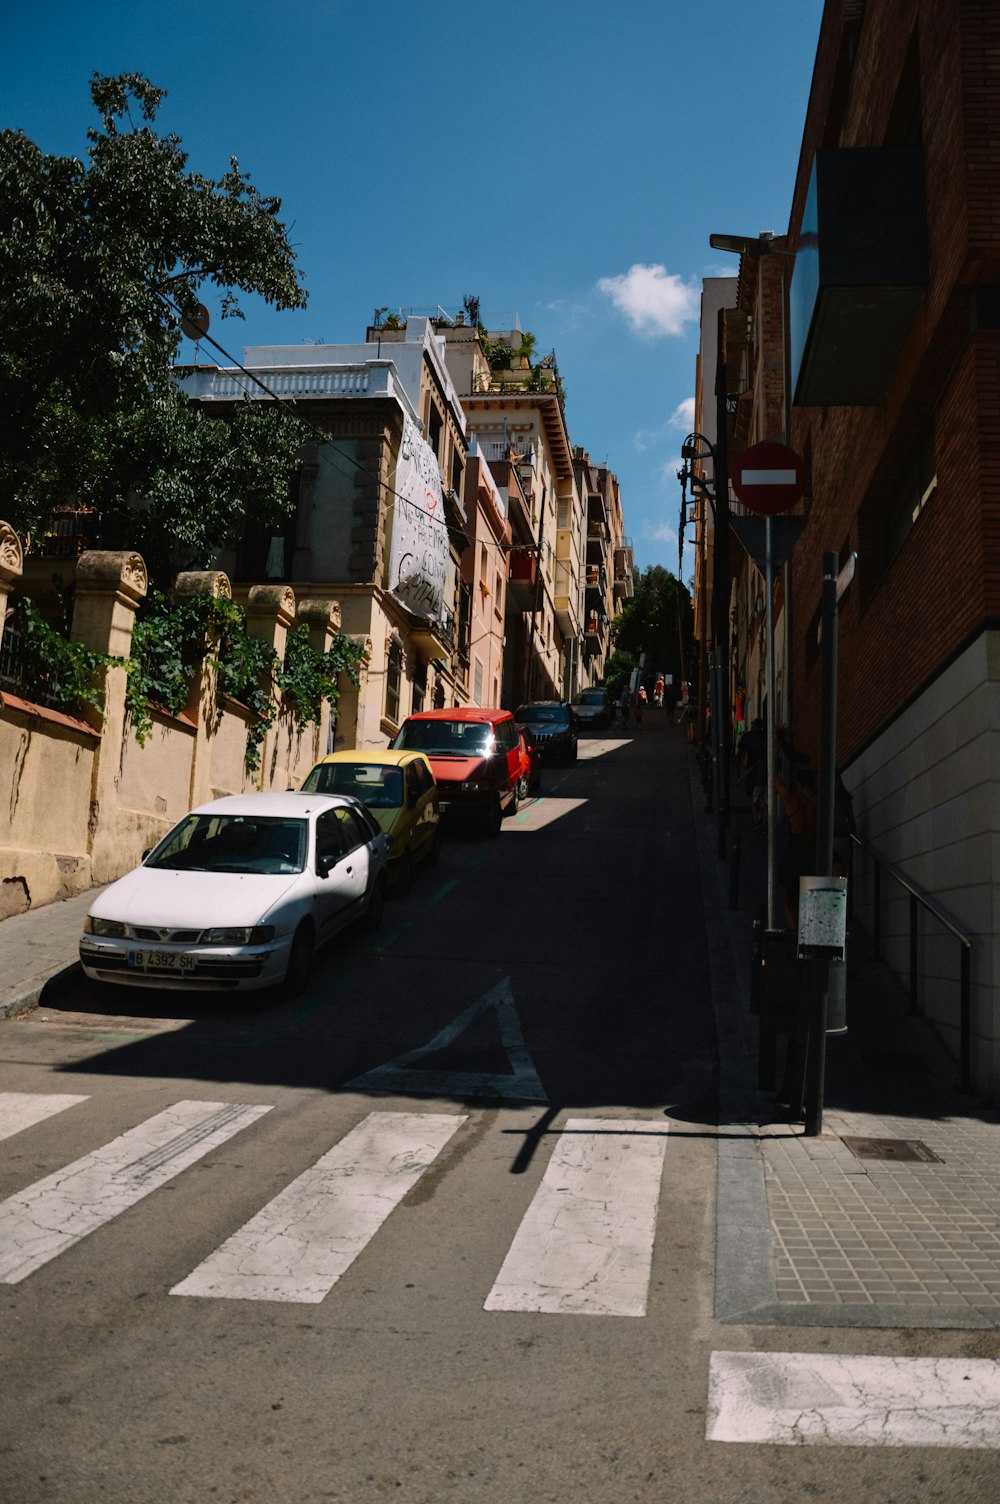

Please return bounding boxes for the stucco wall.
[846,629,1000,1096]
[0,708,97,913]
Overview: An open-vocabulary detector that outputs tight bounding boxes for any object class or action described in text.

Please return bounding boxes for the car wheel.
[365,876,386,930]
[516,770,529,802]
[393,850,413,897]
[282,924,314,999]
[507,783,520,817]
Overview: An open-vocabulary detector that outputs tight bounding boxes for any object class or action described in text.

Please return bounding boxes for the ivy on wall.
[16,590,364,774]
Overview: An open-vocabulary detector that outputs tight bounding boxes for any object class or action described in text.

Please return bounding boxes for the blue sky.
[7,0,823,581]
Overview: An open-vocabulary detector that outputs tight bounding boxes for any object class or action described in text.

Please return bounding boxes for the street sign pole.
[804,550,840,1138]
[765,515,777,930]
[730,440,806,933]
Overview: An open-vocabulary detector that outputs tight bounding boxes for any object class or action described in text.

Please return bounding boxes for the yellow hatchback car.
[299,750,441,893]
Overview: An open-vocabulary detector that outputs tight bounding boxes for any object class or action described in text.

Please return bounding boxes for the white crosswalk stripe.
[0,1092,89,1140]
[0,1099,271,1284]
[0,1105,669,1313]
[707,1351,1000,1448]
[484,1118,668,1316]
[171,1110,467,1303]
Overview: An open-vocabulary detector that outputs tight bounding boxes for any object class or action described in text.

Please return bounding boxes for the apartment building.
[176,317,471,748]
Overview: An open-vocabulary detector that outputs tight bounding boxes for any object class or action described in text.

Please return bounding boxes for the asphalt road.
[3,715,997,1503]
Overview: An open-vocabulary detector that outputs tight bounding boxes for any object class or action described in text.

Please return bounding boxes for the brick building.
[705,0,1000,1096]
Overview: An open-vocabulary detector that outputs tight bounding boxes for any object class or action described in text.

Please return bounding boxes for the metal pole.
[804,551,839,1138]
[960,943,971,1092]
[765,515,777,930]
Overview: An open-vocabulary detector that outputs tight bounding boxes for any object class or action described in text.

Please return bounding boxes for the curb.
[0,960,84,1021]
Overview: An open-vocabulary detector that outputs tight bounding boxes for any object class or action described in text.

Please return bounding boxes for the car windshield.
[145,814,308,875]
[515,705,565,723]
[302,762,404,809]
[395,720,494,757]
[578,692,605,704]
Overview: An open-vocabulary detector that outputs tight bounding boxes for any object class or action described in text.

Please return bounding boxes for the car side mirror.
[316,855,334,879]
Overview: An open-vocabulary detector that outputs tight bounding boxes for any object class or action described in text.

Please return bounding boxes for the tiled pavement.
[697,767,1000,1330]
[762,1110,1000,1313]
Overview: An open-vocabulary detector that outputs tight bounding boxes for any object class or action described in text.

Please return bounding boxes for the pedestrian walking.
[739,716,767,830]
[633,689,644,728]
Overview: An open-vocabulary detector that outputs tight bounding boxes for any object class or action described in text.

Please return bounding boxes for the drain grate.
[841,1136,942,1164]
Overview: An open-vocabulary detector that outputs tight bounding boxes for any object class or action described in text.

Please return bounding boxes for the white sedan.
[79,791,390,996]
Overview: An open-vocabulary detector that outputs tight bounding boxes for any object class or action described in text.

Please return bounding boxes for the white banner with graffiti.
[387,413,449,622]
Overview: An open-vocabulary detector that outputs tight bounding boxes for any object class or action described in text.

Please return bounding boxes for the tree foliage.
[612,565,692,677]
[0,72,310,582]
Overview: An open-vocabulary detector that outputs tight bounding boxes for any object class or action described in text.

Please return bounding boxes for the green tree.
[612,565,692,678]
[0,72,310,582]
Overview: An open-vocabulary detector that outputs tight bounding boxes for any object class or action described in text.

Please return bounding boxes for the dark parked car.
[572,687,611,729]
[513,701,578,764]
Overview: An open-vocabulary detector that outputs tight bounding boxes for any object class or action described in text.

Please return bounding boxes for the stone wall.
[0,528,352,914]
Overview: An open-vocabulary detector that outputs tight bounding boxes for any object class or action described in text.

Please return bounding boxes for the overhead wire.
[165,298,519,554]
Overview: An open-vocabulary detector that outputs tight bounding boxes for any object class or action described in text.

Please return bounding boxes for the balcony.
[790,148,930,406]
[411,610,456,663]
[586,520,608,565]
[613,543,634,598]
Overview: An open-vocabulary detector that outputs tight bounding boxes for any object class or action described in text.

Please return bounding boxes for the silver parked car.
[80,791,390,997]
[572,687,612,729]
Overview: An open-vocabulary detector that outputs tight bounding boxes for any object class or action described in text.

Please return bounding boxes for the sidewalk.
[697,758,1000,1330]
[0,888,94,1020]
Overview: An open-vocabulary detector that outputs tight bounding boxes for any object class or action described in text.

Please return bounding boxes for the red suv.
[391,708,523,835]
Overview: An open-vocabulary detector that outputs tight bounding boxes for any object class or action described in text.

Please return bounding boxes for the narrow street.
[1,715,998,1502]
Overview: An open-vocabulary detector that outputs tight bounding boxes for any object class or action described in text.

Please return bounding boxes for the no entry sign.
[731,440,805,516]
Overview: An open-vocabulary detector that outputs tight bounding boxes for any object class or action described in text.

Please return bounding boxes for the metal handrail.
[849,832,973,1091]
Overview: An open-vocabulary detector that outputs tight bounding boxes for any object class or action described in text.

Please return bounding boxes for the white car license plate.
[128,949,197,971]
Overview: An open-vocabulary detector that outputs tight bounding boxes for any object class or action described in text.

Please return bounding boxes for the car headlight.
[84,916,126,938]
[199,926,276,946]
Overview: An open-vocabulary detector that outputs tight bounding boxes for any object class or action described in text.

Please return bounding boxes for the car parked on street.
[513,700,578,763]
[79,791,390,997]
[572,686,612,729]
[391,707,523,834]
[299,749,440,893]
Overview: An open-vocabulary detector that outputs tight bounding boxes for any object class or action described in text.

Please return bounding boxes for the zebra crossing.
[0,1092,668,1312]
[5,1095,997,1451]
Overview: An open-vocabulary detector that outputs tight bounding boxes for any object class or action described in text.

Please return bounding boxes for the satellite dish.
[180,303,211,341]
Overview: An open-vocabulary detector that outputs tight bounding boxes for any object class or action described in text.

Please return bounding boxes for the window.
[315,810,346,868]
[385,635,403,724]
[884,432,936,563]
[412,657,427,714]
[427,405,443,461]
[558,499,569,530]
[473,658,484,705]
[334,805,370,853]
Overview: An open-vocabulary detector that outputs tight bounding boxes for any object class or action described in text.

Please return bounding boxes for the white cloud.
[668,397,696,431]
[646,519,679,546]
[597,264,699,338]
[634,399,695,453]
[658,453,685,488]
